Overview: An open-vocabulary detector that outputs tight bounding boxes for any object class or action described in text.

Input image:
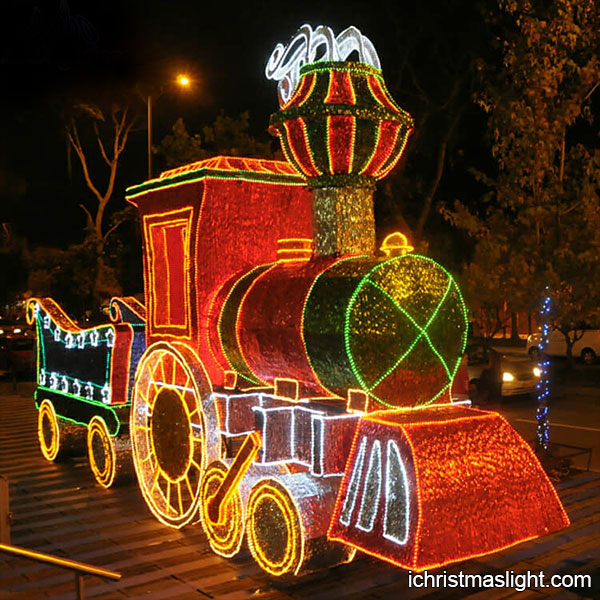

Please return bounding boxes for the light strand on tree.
[535,292,551,452]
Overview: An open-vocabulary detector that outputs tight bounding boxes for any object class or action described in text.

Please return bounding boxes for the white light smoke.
[266,24,381,106]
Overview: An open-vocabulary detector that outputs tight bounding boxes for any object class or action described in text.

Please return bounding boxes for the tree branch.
[67,121,105,207]
[414,101,464,240]
[93,121,111,166]
[583,80,600,103]
[560,200,583,216]
[116,109,135,157]
[79,203,94,230]
[102,220,124,246]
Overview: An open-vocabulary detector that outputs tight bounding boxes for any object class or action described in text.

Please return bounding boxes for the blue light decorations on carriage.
[101,383,111,404]
[49,372,58,389]
[536,291,552,452]
[65,332,75,349]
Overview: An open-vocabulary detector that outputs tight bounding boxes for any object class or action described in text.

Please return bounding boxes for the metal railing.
[0,542,121,600]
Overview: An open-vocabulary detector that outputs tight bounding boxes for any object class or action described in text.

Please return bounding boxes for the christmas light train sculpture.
[26,25,568,577]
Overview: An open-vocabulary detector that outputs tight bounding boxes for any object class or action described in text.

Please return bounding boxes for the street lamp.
[147,74,192,180]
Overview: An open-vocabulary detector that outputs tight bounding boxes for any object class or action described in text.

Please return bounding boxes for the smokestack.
[269,61,413,256]
[311,186,374,256]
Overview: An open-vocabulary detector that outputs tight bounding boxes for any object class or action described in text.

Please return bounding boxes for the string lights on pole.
[535,291,552,453]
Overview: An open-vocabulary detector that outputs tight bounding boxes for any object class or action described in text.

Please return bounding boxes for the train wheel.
[247,478,304,576]
[87,417,117,488]
[38,399,61,461]
[131,342,220,528]
[199,461,245,558]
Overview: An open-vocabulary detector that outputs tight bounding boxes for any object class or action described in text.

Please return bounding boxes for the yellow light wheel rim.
[131,342,212,528]
[38,399,60,461]
[199,461,245,558]
[87,416,116,488]
[247,479,304,576]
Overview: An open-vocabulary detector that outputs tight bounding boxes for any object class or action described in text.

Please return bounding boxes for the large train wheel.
[247,474,356,576]
[38,399,61,461]
[247,478,304,576]
[199,461,245,558]
[131,342,220,528]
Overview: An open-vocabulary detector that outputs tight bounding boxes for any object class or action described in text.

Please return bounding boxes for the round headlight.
[502,372,514,382]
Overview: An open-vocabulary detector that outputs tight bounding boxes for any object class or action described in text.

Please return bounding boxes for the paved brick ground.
[0,385,598,599]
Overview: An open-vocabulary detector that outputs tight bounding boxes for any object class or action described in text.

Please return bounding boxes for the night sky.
[0,0,467,248]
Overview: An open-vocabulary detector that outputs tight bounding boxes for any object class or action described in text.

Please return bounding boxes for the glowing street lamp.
[147,74,192,179]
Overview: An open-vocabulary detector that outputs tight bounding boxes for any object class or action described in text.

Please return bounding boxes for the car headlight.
[502,372,514,382]
[533,367,541,377]
[13,328,21,334]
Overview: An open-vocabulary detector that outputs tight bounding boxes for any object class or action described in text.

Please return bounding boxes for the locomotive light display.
[27,23,568,577]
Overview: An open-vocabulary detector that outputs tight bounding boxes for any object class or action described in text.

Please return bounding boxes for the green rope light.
[343,254,468,408]
[35,388,122,435]
[126,169,306,201]
[362,277,453,391]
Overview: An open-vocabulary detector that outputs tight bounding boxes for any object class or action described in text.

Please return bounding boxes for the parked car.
[466,343,540,401]
[0,336,35,379]
[527,327,600,364]
[0,318,34,338]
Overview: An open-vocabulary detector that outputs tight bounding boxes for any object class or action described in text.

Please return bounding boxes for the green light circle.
[344,254,468,409]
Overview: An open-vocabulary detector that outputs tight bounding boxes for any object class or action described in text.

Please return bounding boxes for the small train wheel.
[38,399,61,461]
[199,461,245,558]
[131,342,219,528]
[87,417,117,488]
[247,478,304,576]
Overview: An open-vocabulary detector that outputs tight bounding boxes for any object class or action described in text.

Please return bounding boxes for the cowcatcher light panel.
[328,405,569,571]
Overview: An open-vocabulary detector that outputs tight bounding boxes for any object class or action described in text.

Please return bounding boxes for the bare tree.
[65,102,138,308]
[66,103,136,251]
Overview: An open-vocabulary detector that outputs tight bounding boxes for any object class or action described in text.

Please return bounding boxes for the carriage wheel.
[247,478,304,576]
[131,342,218,528]
[38,399,61,461]
[87,416,117,488]
[199,461,245,558]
